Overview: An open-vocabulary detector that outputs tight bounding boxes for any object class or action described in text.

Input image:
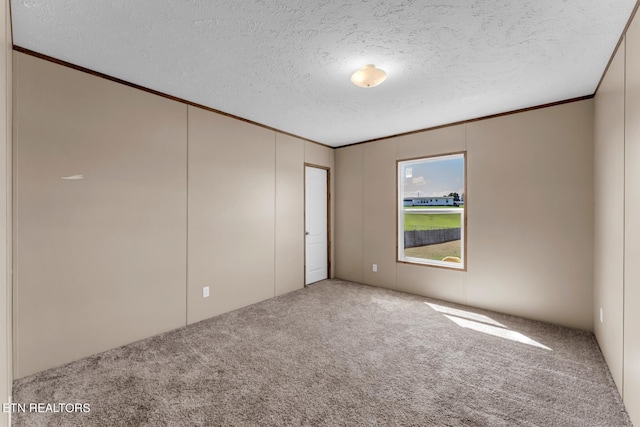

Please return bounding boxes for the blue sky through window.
[403,155,464,198]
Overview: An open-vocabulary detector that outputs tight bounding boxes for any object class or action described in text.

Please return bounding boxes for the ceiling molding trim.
[336,94,595,149]
[13,46,597,151]
[12,45,331,149]
[594,0,640,95]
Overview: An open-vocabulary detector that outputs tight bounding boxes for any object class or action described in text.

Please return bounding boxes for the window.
[397,152,465,269]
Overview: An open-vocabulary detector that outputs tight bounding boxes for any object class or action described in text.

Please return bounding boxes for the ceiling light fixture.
[350,64,387,88]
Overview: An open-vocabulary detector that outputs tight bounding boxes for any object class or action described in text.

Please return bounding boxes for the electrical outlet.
[600,307,603,324]
[372,264,378,272]
[203,286,210,298]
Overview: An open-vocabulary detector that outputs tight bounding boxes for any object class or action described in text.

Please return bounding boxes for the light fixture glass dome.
[350,64,387,88]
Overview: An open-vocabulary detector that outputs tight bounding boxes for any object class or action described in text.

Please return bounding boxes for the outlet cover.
[203,286,210,298]
[372,264,378,272]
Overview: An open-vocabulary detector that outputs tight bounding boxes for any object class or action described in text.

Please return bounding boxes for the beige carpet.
[12,279,631,426]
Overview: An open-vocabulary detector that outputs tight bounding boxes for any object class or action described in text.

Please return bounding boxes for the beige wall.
[593,9,640,425]
[335,100,594,330]
[334,144,363,283]
[187,106,275,324]
[466,101,594,329]
[13,52,331,377]
[362,141,397,288]
[0,0,10,425]
[275,133,304,296]
[14,52,188,378]
[593,40,625,393]
[624,10,640,424]
[186,114,329,323]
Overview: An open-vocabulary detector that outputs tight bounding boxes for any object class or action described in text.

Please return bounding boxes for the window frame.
[396,151,467,271]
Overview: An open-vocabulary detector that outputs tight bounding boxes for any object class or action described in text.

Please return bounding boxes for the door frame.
[304,163,331,284]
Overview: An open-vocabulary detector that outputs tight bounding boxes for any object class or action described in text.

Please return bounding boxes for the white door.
[305,166,328,285]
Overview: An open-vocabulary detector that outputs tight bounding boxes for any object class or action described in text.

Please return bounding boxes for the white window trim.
[397,154,465,270]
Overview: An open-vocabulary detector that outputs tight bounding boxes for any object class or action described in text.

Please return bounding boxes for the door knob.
[305,231,310,235]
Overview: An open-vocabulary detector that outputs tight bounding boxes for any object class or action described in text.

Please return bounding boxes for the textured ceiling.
[10,0,638,147]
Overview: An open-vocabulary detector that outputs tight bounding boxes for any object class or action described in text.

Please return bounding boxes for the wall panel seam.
[10,49,16,380]
[361,147,365,281]
[622,33,627,398]
[4,0,12,417]
[273,132,276,297]
[185,105,189,326]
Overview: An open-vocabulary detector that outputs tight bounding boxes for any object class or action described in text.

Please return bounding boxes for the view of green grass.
[403,212,461,231]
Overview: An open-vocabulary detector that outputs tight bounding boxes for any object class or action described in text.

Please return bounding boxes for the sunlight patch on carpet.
[444,315,552,350]
[426,302,506,328]
[426,302,551,350]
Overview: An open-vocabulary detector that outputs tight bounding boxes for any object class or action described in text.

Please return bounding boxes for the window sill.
[397,258,466,271]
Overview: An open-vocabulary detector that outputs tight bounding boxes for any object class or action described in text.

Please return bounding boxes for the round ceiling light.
[350,64,387,88]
